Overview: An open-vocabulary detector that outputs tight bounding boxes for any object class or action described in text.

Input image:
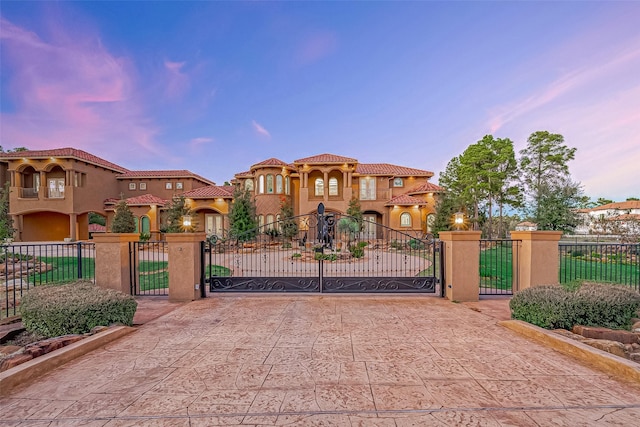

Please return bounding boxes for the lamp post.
[453,212,465,231]
[182,215,192,231]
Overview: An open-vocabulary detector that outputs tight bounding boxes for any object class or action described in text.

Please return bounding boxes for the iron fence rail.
[479,239,520,295]
[559,243,640,291]
[1,242,95,318]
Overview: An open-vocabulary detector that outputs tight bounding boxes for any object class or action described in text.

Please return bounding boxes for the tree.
[0,182,15,241]
[626,197,639,201]
[346,197,363,228]
[163,195,193,233]
[111,200,136,233]
[596,198,614,206]
[534,179,583,232]
[279,196,298,240]
[519,131,577,227]
[431,192,461,236]
[88,212,106,226]
[228,186,258,241]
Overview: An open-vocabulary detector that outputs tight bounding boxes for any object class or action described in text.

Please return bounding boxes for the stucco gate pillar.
[510,231,563,290]
[439,231,482,302]
[93,233,139,295]
[165,233,206,302]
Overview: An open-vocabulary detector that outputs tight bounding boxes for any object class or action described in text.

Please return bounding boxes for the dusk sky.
[1,1,638,201]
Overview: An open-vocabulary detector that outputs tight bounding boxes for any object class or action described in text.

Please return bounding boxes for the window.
[34,173,41,191]
[276,175,283,194]
[245,179,254,191]
[315,178,324,197]
[139,182,147,191]
[165,182,172,190]
[258,215,265,231]
[47,178,65,199]
[400,212,412,227]
[258,175,265,194]
[285,176,290,195]
[359,177,376,200]
[266,175,274,194]
[276,214,281,231]
[328,177,339,196]
[205,214,224,237]
[266,214,274,229]
[176,182,183,190]
[141,216,150,234]
[129,182,136,190]
[393,177,403,187]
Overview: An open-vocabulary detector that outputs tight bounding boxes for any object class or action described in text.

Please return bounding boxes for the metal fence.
[479,239,520,295]
[129,241,168,296]
[559,243,640,291]
[1,242,95,318]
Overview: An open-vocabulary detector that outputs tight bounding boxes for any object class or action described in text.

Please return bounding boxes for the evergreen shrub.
[510,283,640,330]
[20,281,137,338]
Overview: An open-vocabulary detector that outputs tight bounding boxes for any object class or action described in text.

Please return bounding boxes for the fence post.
[509,231,563,290]
[76,242,83,279]
[93,233,139,294]
[166,233,206,302]
[439,231,482,302]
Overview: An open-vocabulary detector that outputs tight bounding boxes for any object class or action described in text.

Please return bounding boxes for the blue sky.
[1,1,639,201]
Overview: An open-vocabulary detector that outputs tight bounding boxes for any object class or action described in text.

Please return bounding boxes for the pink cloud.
[0,15,166,162]
[295,31,338,67]
[163,60,190,100]
[252,120,271,139]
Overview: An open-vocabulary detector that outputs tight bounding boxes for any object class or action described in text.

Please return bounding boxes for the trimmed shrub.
[509,285,574,329]
[20,281,137,338]
[510,283,640,330]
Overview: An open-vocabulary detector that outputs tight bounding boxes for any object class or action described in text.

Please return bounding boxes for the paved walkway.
[2,295,640,426]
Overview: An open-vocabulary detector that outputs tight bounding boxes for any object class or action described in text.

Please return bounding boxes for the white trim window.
[258,175,265,194]
[359,177,376,200]
[139,182,147,190]
[266,175,274,194]
[328,177,338,196]
[276,175,283,194]
[129,182,136,190]
[315,178,324,197]
[393,177,403,187]
[400,212,412,227]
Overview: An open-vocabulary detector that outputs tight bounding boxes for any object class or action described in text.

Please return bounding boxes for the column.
[166,232,206,302]
[93,233,139,295]
[510,231,563,290]
[439,231,482,302]
[69,213,77,241]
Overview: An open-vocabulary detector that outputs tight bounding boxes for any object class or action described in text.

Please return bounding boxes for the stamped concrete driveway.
[2,295,640,426]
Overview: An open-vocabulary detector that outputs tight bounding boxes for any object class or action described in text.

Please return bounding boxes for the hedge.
[510,282,640,330]
[20,281,137,338]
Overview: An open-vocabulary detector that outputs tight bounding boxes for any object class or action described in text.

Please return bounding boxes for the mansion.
[0,149,443,242]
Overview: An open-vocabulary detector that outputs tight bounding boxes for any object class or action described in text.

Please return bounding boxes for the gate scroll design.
[202,207,443,294]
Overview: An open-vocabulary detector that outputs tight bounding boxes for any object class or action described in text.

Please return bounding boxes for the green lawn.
[479,245,514,291]
[137,260,168,291]
[559,256,639,286]
[28,256,95,284]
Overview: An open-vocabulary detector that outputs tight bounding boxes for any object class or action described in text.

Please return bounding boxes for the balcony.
[18,188,39,199]
[47,188,65,199]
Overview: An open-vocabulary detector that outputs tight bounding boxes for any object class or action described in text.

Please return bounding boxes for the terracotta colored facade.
[0,149,443,242]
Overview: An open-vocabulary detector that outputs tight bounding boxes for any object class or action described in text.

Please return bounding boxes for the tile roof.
[294,153,358,164]
[356,163,433,177]
[0,147,129,173]
[591,201,640,211]
[407,182,445,194]
[180,186,234,199]
[251,158,290,168]
[104,194,168,207]
[234,170,253,178]
[117,170,215,185]
[608,213,640,221]
[88,224,106,233]
[385,194,428,206]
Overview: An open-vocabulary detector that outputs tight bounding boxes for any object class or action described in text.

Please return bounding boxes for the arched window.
[400,212,412,227]
[328,177,339,196]
[258,175,265,194]
[258,215,265,231]
[285,176,290,195]
[266,214,274,228]
[276,175,283,194]
[276,214,281,232]
[266,174,274,194]
[315,178,324,197]
[245,179,254,191]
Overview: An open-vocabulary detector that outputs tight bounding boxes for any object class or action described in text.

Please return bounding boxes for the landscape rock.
[582,339,628,358]
[0,353,33,371]
[572,325,639,344]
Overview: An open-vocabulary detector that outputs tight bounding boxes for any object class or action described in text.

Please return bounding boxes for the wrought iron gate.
[202,205,443,294]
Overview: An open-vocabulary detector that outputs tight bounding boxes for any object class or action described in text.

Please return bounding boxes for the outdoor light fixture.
[182,215,192,228]
[453,212,466,230]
